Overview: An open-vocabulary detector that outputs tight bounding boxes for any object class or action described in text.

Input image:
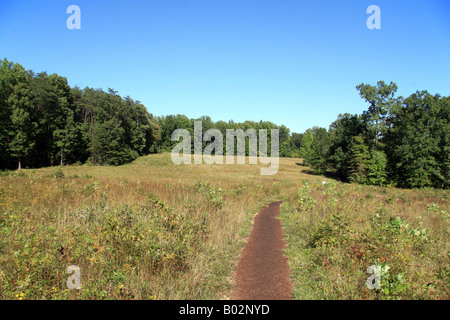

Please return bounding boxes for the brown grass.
[0,154,448,300]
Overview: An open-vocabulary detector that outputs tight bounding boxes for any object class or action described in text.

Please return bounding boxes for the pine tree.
[300,129,313,165]
[307,127,329,175]
[365,150,388,186]
[347,135,370,184]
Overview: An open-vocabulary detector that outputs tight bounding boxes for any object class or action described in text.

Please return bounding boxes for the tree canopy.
[0,59,160,169]
[301,82,449,189]
[1,60,448,189]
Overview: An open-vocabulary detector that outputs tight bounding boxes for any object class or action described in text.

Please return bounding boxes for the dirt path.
[232,201,292,300]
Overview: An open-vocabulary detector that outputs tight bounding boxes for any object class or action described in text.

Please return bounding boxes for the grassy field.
[280,174,449,299]
[0,153,448,300]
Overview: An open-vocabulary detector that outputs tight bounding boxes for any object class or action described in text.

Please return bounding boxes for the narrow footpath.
[232,201,292,300]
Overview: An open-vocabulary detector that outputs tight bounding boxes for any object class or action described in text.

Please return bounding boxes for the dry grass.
[280,173,449,299]
[0,154,298,300]
[0,153,448,300]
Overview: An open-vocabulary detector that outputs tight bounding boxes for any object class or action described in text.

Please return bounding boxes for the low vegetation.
[280,176,449,299]
[0,154,282,299]
[1,154,448,300]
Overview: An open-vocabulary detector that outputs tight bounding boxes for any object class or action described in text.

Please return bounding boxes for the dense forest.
[1,59,448,189]
[0,59,160,169]
[157,114,294,157]
[0,59,294,170]
[300,81,449,189]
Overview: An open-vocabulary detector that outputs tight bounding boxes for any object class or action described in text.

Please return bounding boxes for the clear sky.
[1,0,449,133]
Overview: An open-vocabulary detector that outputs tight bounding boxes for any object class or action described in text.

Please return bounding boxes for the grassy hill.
[0,153,448,299]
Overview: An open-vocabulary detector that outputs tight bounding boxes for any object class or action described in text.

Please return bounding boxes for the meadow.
[0,153,448,300]
[280,173,449,299]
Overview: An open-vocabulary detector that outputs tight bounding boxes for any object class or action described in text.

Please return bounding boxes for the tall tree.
[384,91,449,188]
[305,127,330,175]
[8,81,35,169]
[356,81,400,149]
[346,135,370,184]
[364,150,388,186]
[327,113,366,180]
[0,59,30,168]
[53,109,78,166]
[300,128,313,163]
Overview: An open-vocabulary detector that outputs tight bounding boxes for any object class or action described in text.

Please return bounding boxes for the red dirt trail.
[232,201,292,300]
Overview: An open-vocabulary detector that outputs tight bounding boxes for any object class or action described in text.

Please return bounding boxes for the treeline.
[0,59,161,169]
[0,59,299,170]
[299,81,449,189]
[2,60,448,189]
[156,114,297,157]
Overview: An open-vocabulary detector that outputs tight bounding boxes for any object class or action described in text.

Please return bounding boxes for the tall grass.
[280,179,449,300]
[0,154,448,300]
[0,154,283,299]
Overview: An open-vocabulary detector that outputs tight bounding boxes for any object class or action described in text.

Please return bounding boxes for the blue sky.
[1,0,449,133]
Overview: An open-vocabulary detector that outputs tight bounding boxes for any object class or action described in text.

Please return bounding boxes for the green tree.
[306,127,330,175]
[0,59,30,168]
[0,60,161,169]
[8,81,35,169]
[365,150,388,186]
[300,129,313,163]
[356,81,400,149]
[385,91,449,188]
[53,109,78,166]
[291,133,303,149]
[347,135,370,184]
[327,113,366,180]
[30,72,73,166]
[91,118,129,165]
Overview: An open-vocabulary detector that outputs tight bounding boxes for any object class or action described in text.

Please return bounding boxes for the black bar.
[0,299,447,319]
